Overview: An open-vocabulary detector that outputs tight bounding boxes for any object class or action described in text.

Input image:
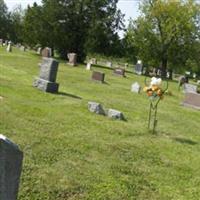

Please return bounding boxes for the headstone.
[113,68,125,77]
[88,102,105,115]
[86,62,91,70]
[6,41,12,52]
[134,60,143,75]
[37,47,42,55]
[124,63,128,69]
[107,109,125,120]
[4,40,8,46]
[197,80,200,85]
[91,71,105,83]
[67,53,77,66]
[90,58,97,65]
[20,46,26,52]
[183,83,197,94]
[182,93,200,110]
[131,82,141,93]
[106,61,112,68]
[0,134,23,200]
[0,39,3,46]
[33,57,59,93]
[41,47,51,58]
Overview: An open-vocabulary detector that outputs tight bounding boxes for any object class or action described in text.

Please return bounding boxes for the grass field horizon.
[0,47,200,200]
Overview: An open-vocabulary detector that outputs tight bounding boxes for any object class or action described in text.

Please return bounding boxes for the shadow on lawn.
[173,137,198,145]
[55,92,82,100]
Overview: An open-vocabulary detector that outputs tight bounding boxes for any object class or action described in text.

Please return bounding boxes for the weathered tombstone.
[113,68,125,77]
[6,41,12,52]
[134,60,143,75]
[0,39,3,46]
[183,83,197,94]
[106,61,112,68]
[88,102,105,115]
[37,47,42,55]
[20,46,26,52]
[67,53,77,66]
[91,71,105,83]
[86,62,91,70]
[0,134,23,200]
[33,57,59,93]
[131,82,141,93]
[90,58,97,65]
[197,80,200,85]
[124,63,128,69]
[41,47,51,58]
[107,109,125,120]
[4,40,8,46]
[182,93,200,110]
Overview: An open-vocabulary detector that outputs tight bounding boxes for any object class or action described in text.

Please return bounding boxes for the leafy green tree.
[0,0,9,39]
[124,0,200,77]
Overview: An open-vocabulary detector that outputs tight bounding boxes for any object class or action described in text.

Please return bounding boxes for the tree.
[124,0,200,77]
[0,0,9,39]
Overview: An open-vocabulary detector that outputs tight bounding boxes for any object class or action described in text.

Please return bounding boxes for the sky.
[4,0,140,37]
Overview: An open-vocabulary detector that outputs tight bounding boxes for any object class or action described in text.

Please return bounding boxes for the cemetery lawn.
[1,47,200,200]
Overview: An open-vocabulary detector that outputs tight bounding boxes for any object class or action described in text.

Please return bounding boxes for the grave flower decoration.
[143,77,164,100]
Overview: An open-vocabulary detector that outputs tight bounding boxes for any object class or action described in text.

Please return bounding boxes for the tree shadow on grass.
[55,92,82,100]
[173,137,198,145]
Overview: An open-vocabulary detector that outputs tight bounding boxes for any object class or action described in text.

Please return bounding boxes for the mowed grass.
[0,46,200,200]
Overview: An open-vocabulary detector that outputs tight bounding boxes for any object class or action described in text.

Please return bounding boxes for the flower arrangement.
[143,77,164,100]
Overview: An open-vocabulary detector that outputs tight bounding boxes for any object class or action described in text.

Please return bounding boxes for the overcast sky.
[4,0,140,37]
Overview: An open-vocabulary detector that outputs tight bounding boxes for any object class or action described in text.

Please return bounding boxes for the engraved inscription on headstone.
[33,57,59,93]
[92,71,105,83]
[0,134,23,200]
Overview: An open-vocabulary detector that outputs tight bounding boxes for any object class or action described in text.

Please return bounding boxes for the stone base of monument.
[181,92,200,110]
[33,78,59,93]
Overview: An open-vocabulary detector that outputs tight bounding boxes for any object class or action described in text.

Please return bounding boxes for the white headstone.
[131,82,141,93]
[0,134,23,200]
[106,62,112,68]
[6,42,12,52]
[86,62,91,70]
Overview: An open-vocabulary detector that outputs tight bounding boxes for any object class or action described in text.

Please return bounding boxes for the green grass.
[0,47,200,200]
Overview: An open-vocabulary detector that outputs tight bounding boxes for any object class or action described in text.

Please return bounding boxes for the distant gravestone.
[0,134,23,200]
[106,61,112,68]
[107,109,125,120]
[0,39,3,46]
[67,53,77,66]
[37,47,42,55]
[33,57,59,93]
[183,83,197,94]
[131,82,141,93]
[88,102,105,115]
[197,80,200,85]
[20,46,26,52]
[90,58,97,65]
[113,68,125,77]
[182,93,200,110]
[91,71,105,83]
[134,60,143,75]
[41,47,51,58]
[86,62,91,70]
[6,41,12,52]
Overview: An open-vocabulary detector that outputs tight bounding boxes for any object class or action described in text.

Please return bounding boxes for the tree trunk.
[161,57,167,78]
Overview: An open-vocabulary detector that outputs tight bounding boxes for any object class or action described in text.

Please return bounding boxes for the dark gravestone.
[0,134,23,200]
[113,68,125,77]
[33,58,59,93]
[182,93,200,110]
[92,71,105,83]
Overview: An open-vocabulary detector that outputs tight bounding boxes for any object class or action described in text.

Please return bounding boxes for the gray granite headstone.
[134,60,143,75]
[20,46,26,52]
[182,93,200,110]
[107,109,125,120]
[183,83,197,94]
[0,39,3,46]
[131,82,141,93]
[0,134,23,200]
[33,57,59,93]
[88,102,105,115]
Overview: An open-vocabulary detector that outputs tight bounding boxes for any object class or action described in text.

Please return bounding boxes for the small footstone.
[131,82,141,93]
[107,109,125,120]
[88,102,105,115]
